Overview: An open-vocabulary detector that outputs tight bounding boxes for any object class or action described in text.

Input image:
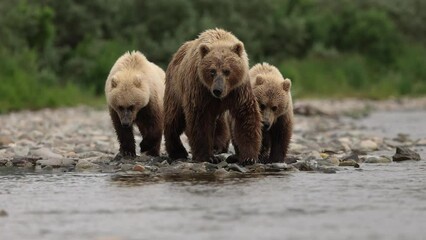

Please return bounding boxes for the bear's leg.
[109,107,136,158]
[136,103,163,157]
[259,129,271,163]
[228,85,262,165]
[213,113,230,154]
[185,108,218,163]
[164,99,188,159]
[269,116,292,163]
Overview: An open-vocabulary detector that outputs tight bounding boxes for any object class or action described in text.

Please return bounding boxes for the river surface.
[1,111,426,240]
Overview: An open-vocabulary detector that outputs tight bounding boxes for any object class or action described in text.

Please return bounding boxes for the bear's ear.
[199,44,210,58]
[133,75,142,88]
[255,76,264,86]
[283,78,292,92]
[111,77,118,88]
[231,42,244,57]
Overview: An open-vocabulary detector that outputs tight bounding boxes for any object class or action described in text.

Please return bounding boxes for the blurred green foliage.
[0,0,425,112]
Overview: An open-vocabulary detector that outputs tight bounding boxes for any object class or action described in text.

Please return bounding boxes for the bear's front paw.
[239,158,257,166]
[114,151,136,161]
[226,154,239,164]
[208,156,223,164]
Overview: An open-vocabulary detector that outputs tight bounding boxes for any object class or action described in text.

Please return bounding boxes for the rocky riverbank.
[0,98,425,180]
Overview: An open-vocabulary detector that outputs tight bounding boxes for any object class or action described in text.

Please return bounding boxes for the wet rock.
[120,164,134,171]
[339,160,360,168]
[342,153,360,162]
[0,209,8,217]
[416,139,426,146]
[216,160,228,168]
[227,163,247,173]
[83,155,113,164]
[392,147,421,162]
[0,136,13,147]
[0,159,10,166]
[292,160,318,171]
[213,168,229,177]
[37,158,75,168]
[327,157,340,166]
[132,164,145,172]
[31,148,63,159]
[357,140,378,152]
[289,143,306,154]
[76,159,100,171]
[364,155,392,163]
[13,146,30,157]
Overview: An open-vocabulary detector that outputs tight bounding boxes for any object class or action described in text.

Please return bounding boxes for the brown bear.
[164,28,261,165]
[105,51,165,159]
[250,62,293,163]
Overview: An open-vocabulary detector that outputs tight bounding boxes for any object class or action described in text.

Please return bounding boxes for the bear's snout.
[211,77,225,98]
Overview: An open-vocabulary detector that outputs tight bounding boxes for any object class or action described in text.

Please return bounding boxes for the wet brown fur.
[164,29,261,164]
[249,63,293,163]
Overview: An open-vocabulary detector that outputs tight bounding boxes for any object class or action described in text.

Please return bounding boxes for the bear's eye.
[223,69,230,76]
[128,105,134,111]
[118,106,124,111]
[259,104,266,110]
[272,106,278,112]
[210,69,216,77]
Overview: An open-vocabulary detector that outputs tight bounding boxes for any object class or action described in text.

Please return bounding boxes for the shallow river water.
[1,111,426,240]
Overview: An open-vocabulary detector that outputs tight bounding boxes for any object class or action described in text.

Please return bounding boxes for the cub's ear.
[232,42,244,57]
[199,44,210,58]
[111,77,118,88]
[255,76,264,86]
[134,75,142,88]
[283,78,292,91]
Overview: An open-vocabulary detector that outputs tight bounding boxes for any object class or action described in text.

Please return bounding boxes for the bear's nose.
[262,121,271,130]
[213,89,222,98]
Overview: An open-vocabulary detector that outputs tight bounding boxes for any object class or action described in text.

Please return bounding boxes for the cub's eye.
[210,69,216,77]
[259,104,266,110]
[128,105,134,111]
[118,106,124,111]
[272,106,278,112]
[223,69,230,76]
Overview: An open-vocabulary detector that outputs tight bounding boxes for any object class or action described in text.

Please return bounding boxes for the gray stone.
[364,155,392,163]
[213,168,229,177]
[37,158,75,168]
[120,164,134,171]
[339,160,360,168]
[227,163,247,173]
[13,146,30,157]
[0,136,13,147]
[392,147,421,162]
[76,159,100,171]
[342,153,360,162]
[357,140,378,152]
[0,209,8,217]
[31,148,63,159]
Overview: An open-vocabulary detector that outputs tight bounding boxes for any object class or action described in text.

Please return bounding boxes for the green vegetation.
[0,0,425,112]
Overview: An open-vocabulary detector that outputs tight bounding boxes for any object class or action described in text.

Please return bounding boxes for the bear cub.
[250,63,293,163]
[105,51,165,159]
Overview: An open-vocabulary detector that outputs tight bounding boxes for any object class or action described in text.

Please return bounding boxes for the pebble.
[31,148,63,159]
[0,209,8,217]
[364,155,392,163]
[0,136,13,147]
[339,160,360,168]
[358,140,378,152]
[132,165,145,172]
[37,158,75,168]
[392,147,421,162]
[0,103,423,178]
[227,164,247,173]
[76,159,100,171]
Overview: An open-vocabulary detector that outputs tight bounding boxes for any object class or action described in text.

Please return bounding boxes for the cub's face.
[252,76,292,131]
[108,72,149,127]
[198,42,247,99]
